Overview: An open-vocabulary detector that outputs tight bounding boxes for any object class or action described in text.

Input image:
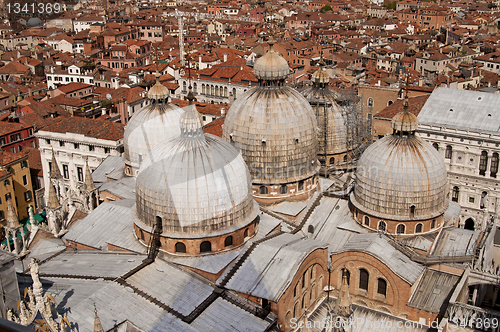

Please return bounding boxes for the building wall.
[417,125,500,231]
[8,156,35,221]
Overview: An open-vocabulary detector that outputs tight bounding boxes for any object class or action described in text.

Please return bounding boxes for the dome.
[147,75,169,100]
[302,67,348,157]
[223,86,318,184]
[352,127,448,222]
[123,77,183,174]
[253,40,290,81]
[27,17,43,28]
[391,110,418,132]
[136,92,258,238]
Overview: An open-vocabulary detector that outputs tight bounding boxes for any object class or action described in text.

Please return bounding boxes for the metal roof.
[341,233,424,284]
[98,176,136,200]
[92,155,125,183]
[418,87,500,134]
[222,233,328,302]
[408,268,461,313]
[26,237,66,262]
[430,227,480,258]
[63,200,147,254]
[268,200,307,217]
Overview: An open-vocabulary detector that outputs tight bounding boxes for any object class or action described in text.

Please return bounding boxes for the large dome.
[302,67,348,159]
[352,110,448,223]
[123,77,183,175]
[135,94,258,238]
[253,40,290,80]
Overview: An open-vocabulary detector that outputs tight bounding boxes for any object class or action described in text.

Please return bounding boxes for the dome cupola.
[134,87,259,255]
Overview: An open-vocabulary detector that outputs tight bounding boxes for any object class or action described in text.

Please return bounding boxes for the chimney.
[223,53,228,62]
[50,66,54,74]
[221,107,225,116]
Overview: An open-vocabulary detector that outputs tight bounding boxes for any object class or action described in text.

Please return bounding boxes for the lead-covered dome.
[253,40,290,80]
[223,40,318,192]
[352,106,448,223]
[135,91,258,239]
[123,74,183,176]
[302,66,348,160]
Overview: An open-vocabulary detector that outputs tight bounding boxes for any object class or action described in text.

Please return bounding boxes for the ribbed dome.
[123,87,183,172]
[223,86,318,184]
[391,111,418,132]
[302,71,348,156]
[311,67,330,84]
[352,133,448,221]
[27,17,43,28]
[253,40,290,81]
[136,96,258,237]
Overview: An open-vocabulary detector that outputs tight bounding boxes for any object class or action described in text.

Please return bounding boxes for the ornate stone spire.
[47,182,60,209]
[6,196,20,229]
[94,307,104,332]
[180,86,204,138]
[50,150,62,179]
[84,158,95,191]
[337,268,352,317]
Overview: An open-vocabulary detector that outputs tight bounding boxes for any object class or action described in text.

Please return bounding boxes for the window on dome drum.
[377,279,387,296]
[224,236,233,247]
[329,157,335,165]
[200,241,212,253]
[343,155,348,162]
[359,269,369,291]
[452,186,459,202]
[298,180,304,191]
[431,219,436,229]
[175,242,186,253]
[445,145,452,159]
[491,153,499,178]
[479,151,488,176]
[259,186,268,194]
[410,205,415,218]
[397,224,405,234]
[415,223,423,233]
[280,185,287,194]
[378,221,386,232]
[433,143,439,151]
[244,228,249,239]
[364,216,370,226]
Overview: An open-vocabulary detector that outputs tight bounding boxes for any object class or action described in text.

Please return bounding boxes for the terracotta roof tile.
[40,117,124,141]
[374,95,430,119]
[203,116,225,137]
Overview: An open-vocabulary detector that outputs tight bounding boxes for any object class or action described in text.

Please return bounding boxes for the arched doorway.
[464,218,475,230]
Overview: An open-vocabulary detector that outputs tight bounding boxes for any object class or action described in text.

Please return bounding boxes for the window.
[432,143,439,151]
[378,221,386,231]
[298,180,304,191]
[377,278,387,296]
[359,269,369,291]
[431,219,436,229]
[20,160,27,168]
[224,236,233,247]
[200,241,211,253]
[445,145,452,159]
[10,147,14,153]
[280,185,287,194]
[74,143,79,149]
[89,145,94,151]
[77,166,83,182]
[104,148,110,154]
[479,151,488,176]
[0,210,3,219]
[17,145,21,152]
[244,228,249,239]
[469,196,475,203]
[364,216,370,226]
[397,224,405,234]
[367,98,374,107]
[415,223,423,233]
[24,190,32,201]
[46,139,50,145]
[22,175,28,186]
[452,186,459,202]
[175,242,186,253]
[63,165,69,179]
[259,186,268,194]
[329,157,335,165]
[410,205,415,218]
[491,153,499,178]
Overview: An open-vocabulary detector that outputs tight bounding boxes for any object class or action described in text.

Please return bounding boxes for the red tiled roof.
[56,82,93,94]
[374,95,430,119]
[203,116,225,138]
[40,117,124,141]
[0,121,32,136]
[23,147,42,177]
[0,150,26,166]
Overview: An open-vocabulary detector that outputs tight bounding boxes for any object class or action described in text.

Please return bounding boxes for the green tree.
[320,4,333,12]
[383,1,397,10]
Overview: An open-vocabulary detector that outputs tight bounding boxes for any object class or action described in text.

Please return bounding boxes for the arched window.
[452,186,459,202]
[378,221,386,231]
[193,82,197,93]
[343,155,348,162]
[175,242,186,253]
[415,223,423,233]
[244,228,249,239]
[224,236,233,247]
[410,205,415,218]
[479,151,488,176]
[298,180,304,191]
[433,142,439,151]
[308,225,315,234]
[367,98,374,107]
[280,184,287,194]
[445,145,452,159]
[183,81,187,92]
[377,278,387,296]
[294,283,299,298]
[464,218,475,230]
[233,87,236,98]
[387,100,393,106]
[359,269,369,291]
[224,86,228,97]
[364,216,370,226]
[491,153,499,178]
[302,293,308,309]
[202,84,206,94]
[200,241,211,253]
[431,219,436,229]
[259,186,268,194]
[215,86,219,96]
[329,157,335,165]
[294,302,300,318]
[397,224,405,234]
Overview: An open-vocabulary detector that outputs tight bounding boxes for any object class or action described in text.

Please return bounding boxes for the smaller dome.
[311,67,330,84]
[391,111,418,132]
[148,73,169,100]
[27,17,43,28]
[253,40,290,80]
